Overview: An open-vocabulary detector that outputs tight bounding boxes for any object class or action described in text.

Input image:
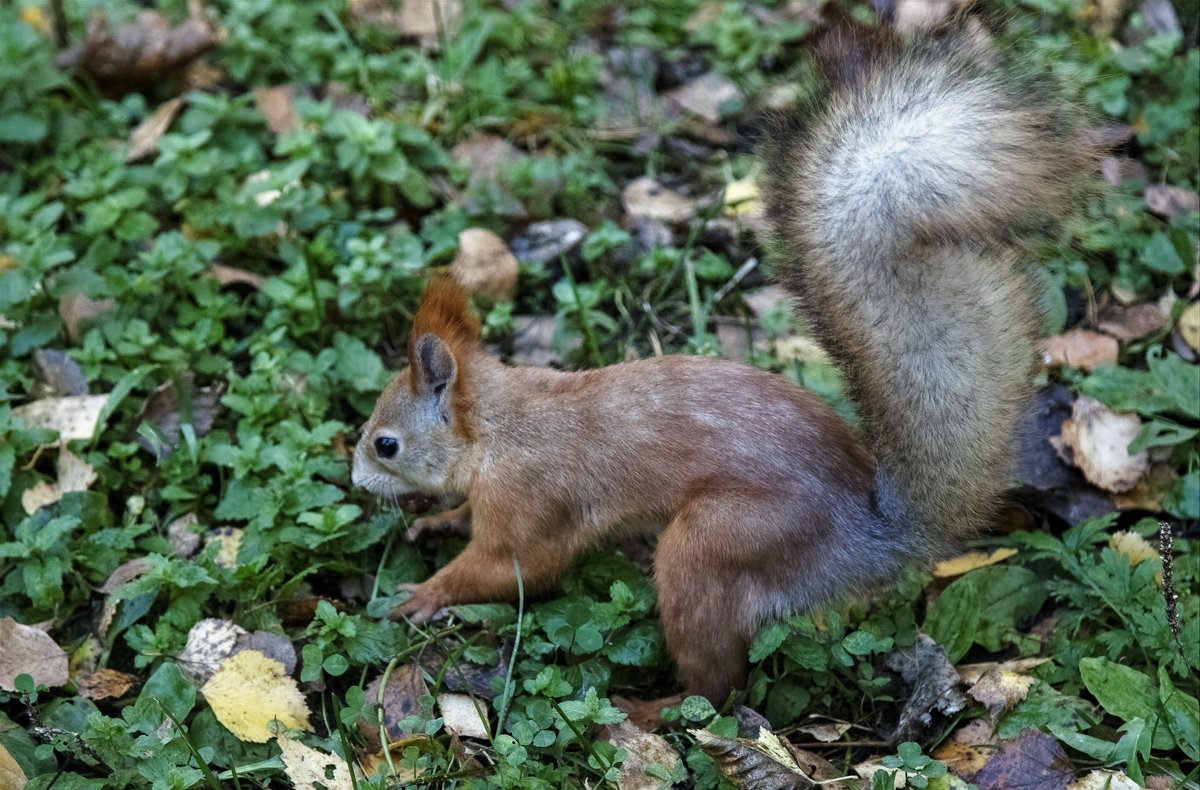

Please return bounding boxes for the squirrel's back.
[763,27,1097,549]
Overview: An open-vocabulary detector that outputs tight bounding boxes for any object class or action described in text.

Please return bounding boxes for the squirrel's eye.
[374,436,399,459]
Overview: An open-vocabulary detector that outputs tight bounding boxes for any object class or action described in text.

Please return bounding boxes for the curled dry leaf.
[98,557,151,594]
[54,11,220,93]
[76,668,138,701]
[1057,397,1149,493]
[622,177,698,224]
[201,650,311,743]
[450,228,519,302]
[603,719,683,790]
[966,670,1037,722]
[278,731,358,790]
[127,96,183,162]
[933,548,1018,578]
[1040,330,1119,369]
[167,513,202,558]
[793,721,852,743]
[135,373,224,459]
[934,718,997,780]
[22,448,98,515]
[438,693,489,739]
[690,728,814,790]
[208,264,267,290]
[0,617,69,691]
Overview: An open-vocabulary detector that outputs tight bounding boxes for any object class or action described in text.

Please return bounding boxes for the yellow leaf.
[278,732,357,790]
[0,743,27,789]
[1180,301,1200,352]
[19,7,50,35]
[723,174,761,217]
[202,650,311,743]
[933,548,1018,578]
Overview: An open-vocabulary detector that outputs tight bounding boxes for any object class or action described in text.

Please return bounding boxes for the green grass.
[0,0,1197,787]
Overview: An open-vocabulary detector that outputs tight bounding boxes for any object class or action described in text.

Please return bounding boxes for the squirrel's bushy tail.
[764,28,1096,550]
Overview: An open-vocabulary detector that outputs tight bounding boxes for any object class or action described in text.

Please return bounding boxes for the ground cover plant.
[0,0,1197,787]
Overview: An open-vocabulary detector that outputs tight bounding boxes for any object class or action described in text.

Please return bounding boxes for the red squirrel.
[352,28,1094,703]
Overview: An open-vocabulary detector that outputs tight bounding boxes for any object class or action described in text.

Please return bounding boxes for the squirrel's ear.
[413,333,458,402]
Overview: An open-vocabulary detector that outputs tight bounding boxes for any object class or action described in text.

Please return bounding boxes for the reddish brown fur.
[407,274,482,439]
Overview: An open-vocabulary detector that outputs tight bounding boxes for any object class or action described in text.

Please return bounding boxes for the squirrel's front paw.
[394,582,448,623]
[406,510,470,542]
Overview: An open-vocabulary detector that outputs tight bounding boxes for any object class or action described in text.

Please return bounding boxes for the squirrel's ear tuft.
[407,274,479,438]
[410,274,481,356]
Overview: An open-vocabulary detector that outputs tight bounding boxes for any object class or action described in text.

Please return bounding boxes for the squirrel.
[351,25,1095,703]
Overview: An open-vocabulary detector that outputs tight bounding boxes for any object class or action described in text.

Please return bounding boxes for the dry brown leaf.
[1113,463,1178,511]
[664,71,743,124]
[450,133,525,180]
[967,670,1036,722]
[178,618,247,688]
[347,0,462,49]
[278,732,358,790]
[76,668,138,701]
[127,96,183,161]
[969,728,1074,790]
[59,293,117,342]
[933,548,1018,578]
[437,693,489,739]
[98,557,151,594]
[357,740,423,781]
[604,719,683,790]
[358,663,430,750]
[1057,396,1149,493]
[622,177,697,224]
[208,264,267,290]
[1067,769,1140,789]
[136,374,224,459]
[1179,301,1200,352]
[167,513,202,558]
[957,658,1051,686]
[13,393,108,442]
[884,633,966,742]
[253,85,300,134]
[793,721,852,743]
[1144,184,1200,218]
[1097,301,1168,341]
[690,728,814,789]
[54,10,220,93]
[934,718,997,780]
[202,650,311,743]
[0,743,26,790]
[1040,330,1119,369]
[20,447,99,515]
[20,482,60,515]
[0,617,69,691]
[450,228,519,302]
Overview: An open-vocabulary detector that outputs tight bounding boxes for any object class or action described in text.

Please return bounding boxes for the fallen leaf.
[1097,302,1168,341]
[1040,330,1119,369]
[450,133,525,180]
[278,731,358,790]
[623,177,698,224]
[1057,397,1149,493]
[957,658,1051,686]
[604,719,682,790]
[177,618,247,688]
[208,264,267,290]
[690,727,813,789]
[1144,184,1200,218]
[12,393,108,442]
[76,668,138,701]
[59,293,116,342]
[20,482,59,515]
[21,448,98,515]
[127,96,183,161]
[32,349,88,398]
[934,719,996,781]
[723,173,761,218]
[235,631,297,676]
[933,548,1018,578]
[967,670,1037,722]
[0,617,69,691]
[884,633,966,742]
[202,650,311,743]
[0,744,26,790]
[437,693,489,739]
[98,558,151,594]
[969,728,1074,790]
[205,526,242,569]
[253,85,299,134]
[793,721,852,743]
[509,218,589,267]
[450,228,519,302]
[167,513,202,558]
[1067,769,1140,790]
[1113,464,1178,512]
[348,0,463,49]
[54,10,221,93]
[358,664,430,750]
[1178,301,1200,352]
[510,315,562,367]
[664,71,743,124]
[135,373,224,459]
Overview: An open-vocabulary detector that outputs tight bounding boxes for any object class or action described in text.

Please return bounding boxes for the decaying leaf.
[98,557,151,594]
[0,744,26,790]
[723,173,762,219]
[0,617,69,691]
[12,393,108,442]
[278,731,358,790]
[792,721,852,743]
[603,719,683,790]
[1113,463,1179,512]
[1056,396,1149,493]
[664,71,743,124]
[1040,330,1119,369]
[21,448,99,515]
[1067,769,1140,789]
[1144,184,1200,218]
[1097,301,1168,342]
[347,0,463,49]
[32,349,88,398]
[59,293,117,342]
[690,727,814,789]
[127,96,183,161]
[969,728,1075,790]
[202,650,311,743]
[933,548,1018,578]
[450,228,519,302]
[178,618,248,688]
[205,526,242,569]
[358,663,430,750]
[254,85,300,134]
[957,658,1051,686]
[167,513,202,558]
[1178,301,1200,352]
[76,668,138,701]
[208,264,267,290]
[967,670,1037,722]
[54,10,221,93]
[437,693,489,739]
[884,633,966,742]
[622,177,698,224]
[510,315,562,367]
[934,718,996,781]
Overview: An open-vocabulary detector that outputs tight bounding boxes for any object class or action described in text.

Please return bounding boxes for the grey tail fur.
[763,26,1097,552]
